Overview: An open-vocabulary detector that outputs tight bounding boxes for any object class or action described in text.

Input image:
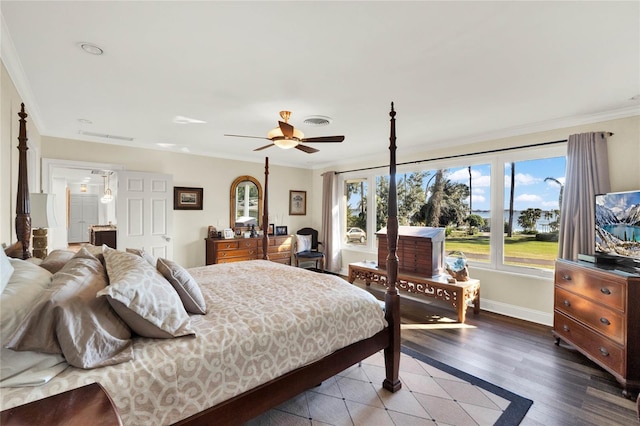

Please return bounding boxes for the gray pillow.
[157,258,207,314]
[98,247,194,338]
[39,249,75,274]
[6,247,133,369]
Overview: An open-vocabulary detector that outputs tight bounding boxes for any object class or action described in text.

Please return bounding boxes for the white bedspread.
[0,260,387,425]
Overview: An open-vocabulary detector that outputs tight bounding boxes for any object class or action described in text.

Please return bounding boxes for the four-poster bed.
[1,103,403,424]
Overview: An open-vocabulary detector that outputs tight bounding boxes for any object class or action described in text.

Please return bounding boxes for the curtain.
[558,132,610,260]
[321,171,342,272]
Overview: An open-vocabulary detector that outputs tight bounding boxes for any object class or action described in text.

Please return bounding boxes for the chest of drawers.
[553,259,640,396]
[205,236,292,265]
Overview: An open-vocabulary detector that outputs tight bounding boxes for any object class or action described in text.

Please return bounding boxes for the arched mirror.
[230,175,263,229]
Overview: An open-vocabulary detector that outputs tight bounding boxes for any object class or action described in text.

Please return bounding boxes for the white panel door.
[68,194,98,243]
[116,171,173,259]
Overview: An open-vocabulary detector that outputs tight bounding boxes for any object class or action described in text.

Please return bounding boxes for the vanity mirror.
[229,175,263,229]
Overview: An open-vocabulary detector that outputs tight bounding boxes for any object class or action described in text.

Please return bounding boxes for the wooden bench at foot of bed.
[348,261,480,323]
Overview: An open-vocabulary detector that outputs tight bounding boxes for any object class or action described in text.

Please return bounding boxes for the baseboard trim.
[471,299,552,326]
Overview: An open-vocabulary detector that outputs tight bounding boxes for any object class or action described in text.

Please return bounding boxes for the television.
[594,190,640,265]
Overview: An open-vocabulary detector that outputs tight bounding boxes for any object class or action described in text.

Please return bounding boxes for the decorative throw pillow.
[126,247,157,267]
[98,247,194,338]
[6,247,133,369]
[39,249,75,274]
[157,258,207,314]
[296,234,312,253]
[0,249,14,294]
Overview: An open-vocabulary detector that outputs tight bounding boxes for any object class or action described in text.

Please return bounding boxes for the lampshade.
[267,126,304,150]
[30,193,59,228]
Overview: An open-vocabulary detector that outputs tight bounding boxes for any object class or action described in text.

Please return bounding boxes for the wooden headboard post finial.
[383,102,401,392]
[262,156,270,260]
[16,103,32,259]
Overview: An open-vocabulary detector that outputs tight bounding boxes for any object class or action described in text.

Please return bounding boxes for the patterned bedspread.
[0,260,387,424]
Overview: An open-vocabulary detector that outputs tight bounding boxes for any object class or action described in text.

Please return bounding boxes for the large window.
[340,143,566,275]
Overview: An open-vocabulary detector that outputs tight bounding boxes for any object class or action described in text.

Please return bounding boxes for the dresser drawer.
[237,239,259,249]
[269,252,292,261]
[217,248,259,260]
[554,311,625,375]
[555,262,626,310]
[215,241,240,250]
[554,287,625,344]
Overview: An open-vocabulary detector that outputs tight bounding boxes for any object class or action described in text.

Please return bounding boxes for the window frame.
[338,142,567,277]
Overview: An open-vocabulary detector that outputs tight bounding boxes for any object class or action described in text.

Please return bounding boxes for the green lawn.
[445,232,557,269]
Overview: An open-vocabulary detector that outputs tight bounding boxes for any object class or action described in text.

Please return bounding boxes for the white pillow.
[1,258,68,387]
[296,234,312,253]
[0,249,14,294]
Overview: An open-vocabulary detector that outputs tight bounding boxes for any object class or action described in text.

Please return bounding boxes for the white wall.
[39,137,314,268]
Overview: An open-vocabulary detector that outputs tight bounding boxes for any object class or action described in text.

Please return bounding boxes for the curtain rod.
[335,132,612,175]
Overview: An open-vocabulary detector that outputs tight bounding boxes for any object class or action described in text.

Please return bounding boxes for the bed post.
[262,157,270,260]
[383,102,401,392]
[15,103,32,260]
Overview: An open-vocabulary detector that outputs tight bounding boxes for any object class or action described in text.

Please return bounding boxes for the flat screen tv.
[595,190,640,265]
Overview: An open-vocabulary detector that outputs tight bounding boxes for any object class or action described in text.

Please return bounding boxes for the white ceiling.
[2,1,639,170]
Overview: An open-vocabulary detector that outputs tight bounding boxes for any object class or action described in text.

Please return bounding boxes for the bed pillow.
[98,247,194,338]
[126,247,157,267]
[296,234,312,253]
[0,249,14,294]
[1,258,68,387]
[157,258,207,314]
[80,244,106,265]
[39,249,76,274]
[5,247,133,369]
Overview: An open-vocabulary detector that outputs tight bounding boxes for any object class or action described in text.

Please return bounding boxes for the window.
[340,143,566,275]
[344,178,367,245]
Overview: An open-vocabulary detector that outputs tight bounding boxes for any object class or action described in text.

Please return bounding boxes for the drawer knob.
[563,300,571,307]
[599,347,609,357]
[563,325,570,332]
[562,275,571,281]
[600,317,611,326]
[600,287,611,295]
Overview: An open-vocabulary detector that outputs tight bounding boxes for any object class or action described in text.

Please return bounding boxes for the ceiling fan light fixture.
[273,138,299,150]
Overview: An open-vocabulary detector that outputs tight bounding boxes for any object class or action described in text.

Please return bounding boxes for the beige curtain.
[558,132,610,260]
[321,171,341,272]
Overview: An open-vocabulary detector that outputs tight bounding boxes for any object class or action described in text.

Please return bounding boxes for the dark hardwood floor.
[352,280,640,426]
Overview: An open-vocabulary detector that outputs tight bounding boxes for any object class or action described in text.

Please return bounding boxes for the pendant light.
[101,173,113,204]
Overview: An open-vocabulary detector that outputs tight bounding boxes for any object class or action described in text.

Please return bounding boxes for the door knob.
[162,235,171,242]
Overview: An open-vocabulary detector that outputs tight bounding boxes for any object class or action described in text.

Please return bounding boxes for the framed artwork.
[289,190,306,215]
[275,226,288,236]
[174,187,203,210]
[268,223,275,235]
[223,228,235,239]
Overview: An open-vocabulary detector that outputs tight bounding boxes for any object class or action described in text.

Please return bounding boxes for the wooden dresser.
[553,259,640,396]
[376,226,445,276]
[90,226,117,249]
[205,235,292,265]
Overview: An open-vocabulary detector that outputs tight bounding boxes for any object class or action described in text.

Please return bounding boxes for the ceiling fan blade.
[295,144,319,154]
[278,121,295,138]
[254,143,275,151]
[301,136,345,143]
[224,134,270,140]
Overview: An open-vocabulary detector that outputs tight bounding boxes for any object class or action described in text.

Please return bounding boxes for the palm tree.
[544,177,564,211]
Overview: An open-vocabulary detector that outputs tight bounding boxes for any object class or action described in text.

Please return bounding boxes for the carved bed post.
[383,102,401,392]
[262,157,270,260]
[15,103,31,260]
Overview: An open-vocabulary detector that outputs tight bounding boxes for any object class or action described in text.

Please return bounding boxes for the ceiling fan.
[224,111,345,154]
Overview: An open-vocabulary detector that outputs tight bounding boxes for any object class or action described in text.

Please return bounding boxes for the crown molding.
[1,11,45,132]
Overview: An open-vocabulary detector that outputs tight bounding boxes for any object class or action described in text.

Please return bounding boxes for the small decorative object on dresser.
[275,226,288,236]
[174,186,203,210]
[222,228,234,239]
[289,190,306,215]
[553,259,640,397]
[268,223,275,235]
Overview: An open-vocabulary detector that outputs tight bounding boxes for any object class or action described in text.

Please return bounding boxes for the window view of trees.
[342,148,566,273]
[503,158,565,269]
[345,179,367,245]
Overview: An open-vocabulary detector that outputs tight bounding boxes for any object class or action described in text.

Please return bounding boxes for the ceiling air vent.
[303,115,332,127]
[79,130,134,142]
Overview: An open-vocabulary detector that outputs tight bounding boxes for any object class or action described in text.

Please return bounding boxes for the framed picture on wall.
[174,187,203,210]
[289,190,306,215]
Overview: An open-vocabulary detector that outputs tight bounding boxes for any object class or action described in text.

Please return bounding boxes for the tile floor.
[246,351,512,425]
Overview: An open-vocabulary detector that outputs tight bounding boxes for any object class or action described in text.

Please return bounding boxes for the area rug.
[401,345,533,425]
[249,345,533,425]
